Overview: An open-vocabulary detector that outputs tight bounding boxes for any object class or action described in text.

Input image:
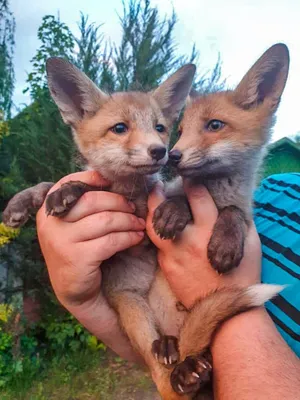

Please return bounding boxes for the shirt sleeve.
[254,173,300,356]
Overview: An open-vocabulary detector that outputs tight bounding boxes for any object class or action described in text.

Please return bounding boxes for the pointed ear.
[46,57,108,126]
[152,64,196,121]
[234,43,289,111]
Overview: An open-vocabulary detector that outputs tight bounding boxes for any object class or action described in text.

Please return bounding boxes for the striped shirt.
[254,173,300,357]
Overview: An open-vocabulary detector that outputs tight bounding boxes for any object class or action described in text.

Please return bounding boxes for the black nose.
[169,149,182,165]
[149,146,167,161]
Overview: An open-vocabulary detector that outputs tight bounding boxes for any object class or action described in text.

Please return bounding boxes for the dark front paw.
[153,198,191,240]
[152,335,179,367]
[45,181,88,217]
[171,355,212,395]
[2,182,54,228]
[208,232,244,274]
[207,206,247,274]
[2,205,29,228]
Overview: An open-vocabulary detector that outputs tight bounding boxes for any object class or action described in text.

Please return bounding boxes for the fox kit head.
[169,43,289,178]
[46,59,195,180]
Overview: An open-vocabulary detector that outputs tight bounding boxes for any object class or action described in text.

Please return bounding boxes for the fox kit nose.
[148,146,166,161]
[169,149,182,165]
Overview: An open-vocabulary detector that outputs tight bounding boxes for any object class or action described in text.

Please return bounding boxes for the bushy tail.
[178,284,284,360]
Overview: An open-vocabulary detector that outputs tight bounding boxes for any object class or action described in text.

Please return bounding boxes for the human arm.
[37,170,145,362]
[211,307,300,399]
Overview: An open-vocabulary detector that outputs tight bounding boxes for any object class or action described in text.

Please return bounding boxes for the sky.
[10,0,300,142]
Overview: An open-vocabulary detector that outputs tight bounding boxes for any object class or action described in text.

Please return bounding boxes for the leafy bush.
[0,303,106,389]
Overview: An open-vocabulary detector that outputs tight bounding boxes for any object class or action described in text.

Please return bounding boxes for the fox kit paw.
[45,181,89,217]
[2,182,54,228]
[170,354,212,395]
[152,198,191,240]
[2,204,30,228]
[152,336,179,367]
[208,226,245,274]
[207,206,247,274]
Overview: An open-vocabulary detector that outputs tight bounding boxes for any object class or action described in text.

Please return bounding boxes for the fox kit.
[3,57,284,399]
[154,43,290,275]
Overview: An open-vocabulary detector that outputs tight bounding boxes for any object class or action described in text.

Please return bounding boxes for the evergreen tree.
[115,0,192,91]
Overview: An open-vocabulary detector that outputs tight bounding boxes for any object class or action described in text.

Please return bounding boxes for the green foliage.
[74,13,104,82]
[1,348,152,400]
[262,150,300,178]
[0,222,19,247]
[115,0,181,90]
[0,302,106,390]
[0,0,15,119]
[40,314,104,353]
[24,15,74,99]
[114,0,224,92]
[8,97,76,185]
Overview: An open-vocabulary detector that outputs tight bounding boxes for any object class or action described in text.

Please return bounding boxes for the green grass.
[0,350,157,400]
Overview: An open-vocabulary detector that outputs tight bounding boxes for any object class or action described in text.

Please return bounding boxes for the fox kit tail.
[178,284,284,359]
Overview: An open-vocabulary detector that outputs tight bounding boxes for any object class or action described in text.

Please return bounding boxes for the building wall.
[262,147,300,178]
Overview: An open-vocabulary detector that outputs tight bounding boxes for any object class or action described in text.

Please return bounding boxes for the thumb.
[146,181,170,249]
[184,181,218,227]
[147,181,166,219]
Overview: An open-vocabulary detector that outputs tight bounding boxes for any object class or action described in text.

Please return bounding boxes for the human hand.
[36,170,145,361]
[147,181,261,308]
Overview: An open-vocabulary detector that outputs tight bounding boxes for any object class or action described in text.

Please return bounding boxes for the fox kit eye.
[155,124,166,133]
[177,128,182,137]
[111,123,128,134]
[206,119,225,132]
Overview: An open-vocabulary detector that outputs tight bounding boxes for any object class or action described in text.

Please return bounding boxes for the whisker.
[113,159,123,183]
[143,176,149,195]
[129,172,137,202]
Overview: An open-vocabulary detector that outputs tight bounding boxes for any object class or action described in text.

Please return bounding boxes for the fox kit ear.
[234,43,289,111]
[46,57,108,126]
[152,64,196,121]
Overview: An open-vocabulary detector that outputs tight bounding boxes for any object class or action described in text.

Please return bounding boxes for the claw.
[199,361,210,369]
[178,384,184,393]
[192,372,200,378]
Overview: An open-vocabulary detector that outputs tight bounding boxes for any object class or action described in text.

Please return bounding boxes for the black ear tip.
[179,63,196,74]
[269,43,290,61]
[187,63,196,73]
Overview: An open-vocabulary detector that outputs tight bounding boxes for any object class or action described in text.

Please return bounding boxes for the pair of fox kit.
[3,43,289,399]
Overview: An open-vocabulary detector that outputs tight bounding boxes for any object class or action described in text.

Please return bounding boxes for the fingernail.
[136,231,145,237]
[128,201,136,211]
[138,218,146,227]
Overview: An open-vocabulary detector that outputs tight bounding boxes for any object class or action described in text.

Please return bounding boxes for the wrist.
[66,293,117,335]
[66,293,142,363]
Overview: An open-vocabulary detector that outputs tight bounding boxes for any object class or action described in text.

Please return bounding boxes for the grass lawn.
[1,350,160,400]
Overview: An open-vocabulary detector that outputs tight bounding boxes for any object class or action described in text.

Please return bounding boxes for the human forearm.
[212,308,300,400]
[67,293,142,363]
